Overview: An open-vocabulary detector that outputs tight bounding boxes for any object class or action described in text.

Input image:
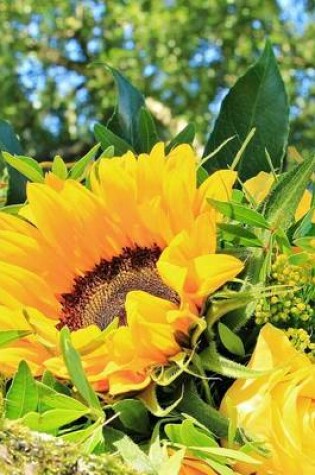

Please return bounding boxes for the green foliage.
[1,1,315,161]
[5,361,38,420]
[59,327,103,417]
[204,42,289,180]
[0,121,26,204]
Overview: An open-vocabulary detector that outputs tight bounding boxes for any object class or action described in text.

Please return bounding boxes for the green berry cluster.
[254,253,315,359]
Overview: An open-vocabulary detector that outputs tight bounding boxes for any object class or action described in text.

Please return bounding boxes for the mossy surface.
[0,420,137,475]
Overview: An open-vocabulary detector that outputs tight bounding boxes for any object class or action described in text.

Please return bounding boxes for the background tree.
[1,0,315,160]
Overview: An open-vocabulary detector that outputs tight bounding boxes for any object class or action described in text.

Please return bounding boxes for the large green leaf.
[5,361,38,419]
[203,42,289,181]
[107,66,145,148]
[0,120,27,204]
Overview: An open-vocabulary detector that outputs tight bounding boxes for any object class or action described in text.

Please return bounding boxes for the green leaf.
[0,330,30,348]
[200,343,267,379]
[2,152,44,183]
[138,107,159,152]
[218,223,263,247]
[178,381,229,439]
[5,361,38,419]
[94,123,133,155]
[197,166,208,186]
[62,420,102,445]
[0,119,27,204]
[114,436,156,474]
[41,370,71,395]
[22,408,87,433]
[218,323,245,356]
[106,65,145,147]
[166,123,195,154]
[60,327,102,416]
[51,155,68,179]
[36,381,89,412]
[113,399,150,435]
[263,156,315,231]
[203,42,289,181]
[69,143,100,180]
[165,420,217,448]
[209,199,270,229]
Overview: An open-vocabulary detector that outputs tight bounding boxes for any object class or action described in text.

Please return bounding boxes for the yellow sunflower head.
[0,143,243,395]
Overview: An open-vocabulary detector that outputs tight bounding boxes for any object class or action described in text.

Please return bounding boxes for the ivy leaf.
[60,327,102,416]
[203,42,289,181]
[5,361,38,419]
[106,66,145,147]
[218,322,245,357]
[0,120,27,204]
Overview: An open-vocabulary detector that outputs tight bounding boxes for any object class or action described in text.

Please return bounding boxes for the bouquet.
[0,42,314,475]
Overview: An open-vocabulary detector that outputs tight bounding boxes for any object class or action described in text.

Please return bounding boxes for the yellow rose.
[243,171,314,222]
[220,324,315,475]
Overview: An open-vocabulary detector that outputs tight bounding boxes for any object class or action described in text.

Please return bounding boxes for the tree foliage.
[1,0,315,160]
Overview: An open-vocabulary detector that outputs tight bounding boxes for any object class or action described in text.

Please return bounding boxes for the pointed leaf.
[138,107,159,152]
[94,123,133,155]
[69,143,100,180]
[209,199,270,229]
[218,322,245,356]
[166,123,195,153]
[60,327,102,415]
[203,42,289,180]
[263,155,315,230]
[5,361,38,419]
[52,155,68,179]
[114,436,156,474]
[0,120,27,204]
[107,66,145,146]
[2,152,44,183]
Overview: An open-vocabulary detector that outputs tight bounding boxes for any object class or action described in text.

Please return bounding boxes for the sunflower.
[0,143,243,395]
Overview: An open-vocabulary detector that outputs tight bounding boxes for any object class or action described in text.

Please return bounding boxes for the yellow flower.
[0,143,243,395]
[243,171,314,222]
[220,324,315,475]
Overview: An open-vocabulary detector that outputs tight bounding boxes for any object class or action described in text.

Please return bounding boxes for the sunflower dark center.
[59,245,179,331]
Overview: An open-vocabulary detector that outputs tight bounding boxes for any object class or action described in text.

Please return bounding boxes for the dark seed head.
[59,245,179,331]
